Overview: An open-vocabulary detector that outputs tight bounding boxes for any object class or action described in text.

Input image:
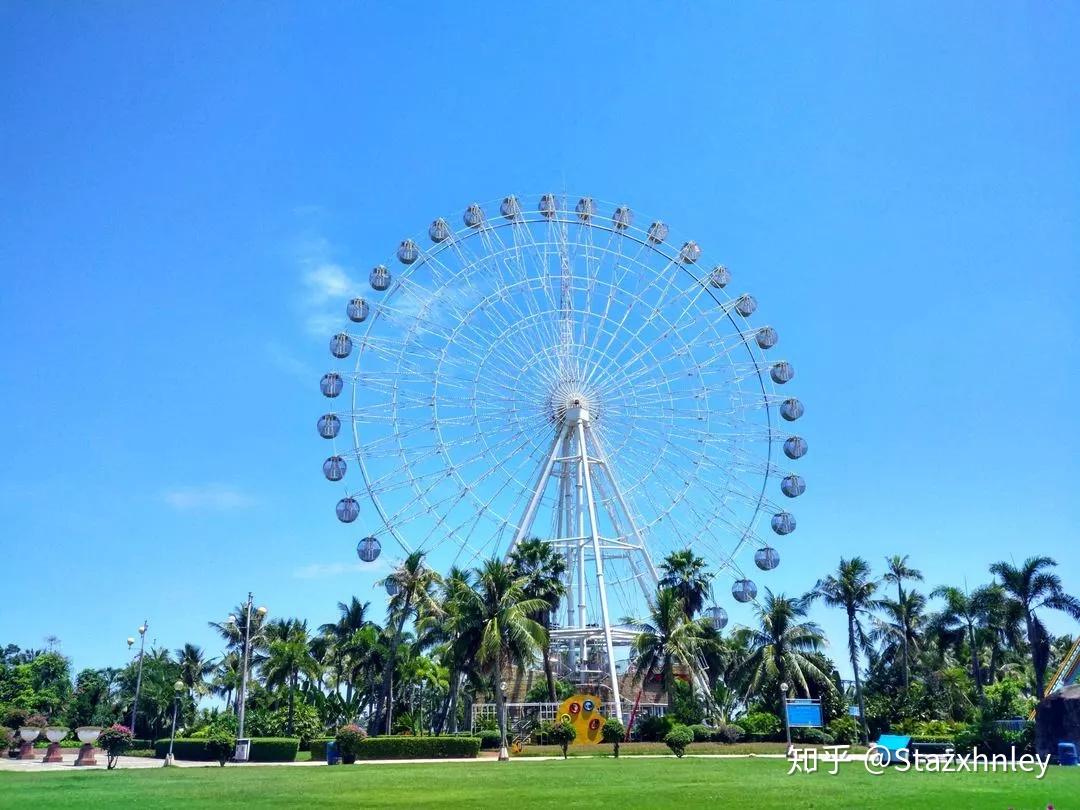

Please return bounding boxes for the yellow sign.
[556,693,605,745]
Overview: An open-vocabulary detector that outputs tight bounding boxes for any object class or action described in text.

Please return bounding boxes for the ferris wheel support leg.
[577,421,623,722]
[506,422,570,560]
[575,440,587,667]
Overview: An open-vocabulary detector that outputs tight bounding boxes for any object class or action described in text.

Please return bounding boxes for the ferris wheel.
[317,194,807,718]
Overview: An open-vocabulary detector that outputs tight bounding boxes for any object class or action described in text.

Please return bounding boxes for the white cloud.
[292,559,388,580]
[303,263,354,307]
[162,484,256,511]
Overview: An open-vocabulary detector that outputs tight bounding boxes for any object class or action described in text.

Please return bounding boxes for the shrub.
[710,724,745,744]
[98,724,134,770]
[336,724,367,764]
[739,711,781,740]
[531,720,555,745]
[154,738,215,760]
[669,681,706,726]
[0,727,13,751]
[476,729,502,750]
[207,728,235,766]
[3,708,29,731]
[126,749,156,758]
[248,738,299,762]
[635,714,673,742]
[601,718,625,758]
[355,736,481,759]
[688,724,713,743]
[549,721,577,759]
[792,728,834,745]
[827,716,859,745]
[309,737,334,761]
[664,724,694,758]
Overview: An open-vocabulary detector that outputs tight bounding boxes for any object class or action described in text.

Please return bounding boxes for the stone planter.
[17,727,41,760]
[75,727,102,766]
[43,727,69,763]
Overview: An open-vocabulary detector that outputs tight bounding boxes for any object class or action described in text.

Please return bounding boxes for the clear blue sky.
[2,3,1077,679]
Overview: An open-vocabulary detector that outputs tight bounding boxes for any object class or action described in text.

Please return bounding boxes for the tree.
[601,717,625,757]
[319,597,373,704]
[882,555,923,690]
[175,644,214,701]
[658,549,714,618]
[262,619,320,735]
[460,558,547,761]
[931,585,991,699]
[509,538,567,702]
[373,551,441,735]
[550,719,577,759]
[990,556,1080,698]
[812,557,880,742]
[631,587,711,712]
[870,590,927,688]
[738,590,832,739]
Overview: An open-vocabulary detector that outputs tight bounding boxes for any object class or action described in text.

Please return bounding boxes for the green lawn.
[2,757,1076,809]
[514,741,868,757]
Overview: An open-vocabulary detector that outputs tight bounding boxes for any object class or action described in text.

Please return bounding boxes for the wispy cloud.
[292,559,388,580]
[293,230,358,338]
[162,484,256,511]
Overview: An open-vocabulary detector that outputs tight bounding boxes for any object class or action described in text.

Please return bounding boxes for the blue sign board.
[786,700,823,728]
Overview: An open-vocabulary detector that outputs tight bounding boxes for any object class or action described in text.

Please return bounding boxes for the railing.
[471,701,666,731]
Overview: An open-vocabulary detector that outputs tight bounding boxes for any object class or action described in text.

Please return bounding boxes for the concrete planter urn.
[75,727,102,766]
[43,727,69,763]
[17,727,41,760]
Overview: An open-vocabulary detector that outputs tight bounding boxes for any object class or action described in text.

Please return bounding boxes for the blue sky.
[1,3,1077,680]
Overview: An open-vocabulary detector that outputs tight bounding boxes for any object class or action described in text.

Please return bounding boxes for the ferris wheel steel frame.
[318,194,808,721]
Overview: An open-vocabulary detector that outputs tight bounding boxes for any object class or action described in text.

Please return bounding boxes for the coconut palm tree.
[175,643,215,701]
[262,619,320,734]
[870,590,927,683]
[631,587,711,712]
[658,549,714,618]
[882,555,923,690]
[990,556,1080,698]
[509,538,568,702]
[429,566,481,734]
[319,597,373,702]
[973,583,1025,685]
[811,557,880,742]
[458,558,547,760]
[930,585,995,699]
[373,551,442,734]
[740,590,832,703]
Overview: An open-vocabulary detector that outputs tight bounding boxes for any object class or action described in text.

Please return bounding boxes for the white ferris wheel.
[317,194,807,719]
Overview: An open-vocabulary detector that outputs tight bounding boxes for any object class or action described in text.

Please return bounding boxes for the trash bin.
[327,740,340,765]
[1059,742,1078,766]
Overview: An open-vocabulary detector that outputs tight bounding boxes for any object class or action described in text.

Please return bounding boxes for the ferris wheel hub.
[547,379,601,425]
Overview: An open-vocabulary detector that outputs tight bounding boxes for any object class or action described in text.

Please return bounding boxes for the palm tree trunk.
[664,660,674,713]
[494,650,509,761]
[542,614,557,703]
[1027,612,1046,699]
[848,610,869,743]
[288,674,296,734]
[374,595,412,734]
[898,582,910,691]
[968,622,984,698]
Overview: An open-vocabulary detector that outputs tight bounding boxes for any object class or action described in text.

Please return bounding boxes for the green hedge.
[476,730,501,750]
[310,737,334,760]
[355,736,481,760]
[248,738,300,762]
[154,737,300,762]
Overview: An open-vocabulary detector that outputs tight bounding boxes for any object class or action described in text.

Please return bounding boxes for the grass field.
[514,741,868,757]
[1,757,1076,809]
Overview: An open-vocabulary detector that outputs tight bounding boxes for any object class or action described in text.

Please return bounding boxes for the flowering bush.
[335,724,367,764]
[98,724,134,769]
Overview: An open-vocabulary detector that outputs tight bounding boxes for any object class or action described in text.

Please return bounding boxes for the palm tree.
[658,549,714,618]
[319,597,372,702]
[374,551,441,734]
[990,556,1080,698]
[882,555,923,690]
[175,643,214,701]
[870,590,927,683]
[739,590,831,741]
[631,587,711,712]
[459,558,547,760]
[262,619,320,734]
[931,585,997,699]
[509,538,568,702]
[812,557,880,742]
[973,584,1025,685]
[429,566,480,734]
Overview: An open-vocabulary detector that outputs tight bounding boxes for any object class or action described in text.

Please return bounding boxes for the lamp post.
[165,680,185,767]
[228,593,266,762]
[780,681,792,746]
[129,621,148,737]
[498,680,509,762]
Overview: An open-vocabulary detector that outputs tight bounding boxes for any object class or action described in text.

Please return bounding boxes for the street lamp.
[498,680,509,762]
[228,594,266,762]
[780,681,792,746]
[165,680,185,766]
[129,621,149,737]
